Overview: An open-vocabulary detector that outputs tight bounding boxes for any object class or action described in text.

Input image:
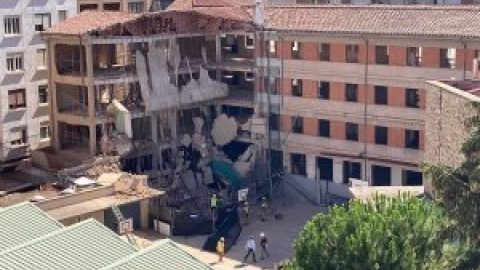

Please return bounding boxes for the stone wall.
[425,81,480,168]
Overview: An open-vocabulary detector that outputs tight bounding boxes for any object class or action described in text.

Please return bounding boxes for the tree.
[291,194,469,270]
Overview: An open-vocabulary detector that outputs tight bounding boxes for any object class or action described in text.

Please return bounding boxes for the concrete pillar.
[333,160,343,184]
[49,40,61,151]
[140,199,149,230]
[391,165,403,186]
[85,40,96,155]
[151,112,159,170]
[215,34,222,82]
[283,150,291,173]
[306,154,316,179]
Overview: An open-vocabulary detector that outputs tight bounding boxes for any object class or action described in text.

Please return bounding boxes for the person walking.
[242,201,249,225]
[210,193,218,229]
[259,232,269,259]
[243,236,257,263]
[216,237,225,262]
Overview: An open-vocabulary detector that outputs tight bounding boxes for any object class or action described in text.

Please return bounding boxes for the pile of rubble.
[83,158,122,179]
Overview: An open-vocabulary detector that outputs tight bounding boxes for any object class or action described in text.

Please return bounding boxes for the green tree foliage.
[292,194,469,270]
[424,102,480,240]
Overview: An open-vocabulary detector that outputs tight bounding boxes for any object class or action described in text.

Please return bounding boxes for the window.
[405,129,420,149]
[374,85,388,105]
[318,81,330,99]
[35,14,51,32]
[292,117,303,134]
[318,119,330,137]
[292,41,301,59]
[375,46,389,65]
[343,161,361,183]
[375,126,388,145]
[245,72,254,82]
[319,43,330,61]
[9,89,26,109]
[402,170,423,186]
[6,53,24,72]
[79,4,98,11]
[58,10,68,22]
[245,35,254,49]
[38,85,48,104]
[406,47,422,67]
[345,83,358,102]
[292,79,303,97]
[346,44,359,63]
[290,153,306,176]
[37,49,47,69]
[371,165,392,186]
[103,3,120,10]
[269,114,280,131]
[316,157,333,181]
[128,2,144,12]
[440,48,456,69]
[4,17,20,35]
[40,124,50,139]
[405,88,419,108]
[346,123,358,141]
[10,128,27,146]
[268,40,276,53]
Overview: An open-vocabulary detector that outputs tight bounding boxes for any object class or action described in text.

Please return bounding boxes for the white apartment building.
[0,0,76,169]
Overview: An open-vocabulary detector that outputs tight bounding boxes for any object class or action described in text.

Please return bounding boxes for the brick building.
[43,3,480,188]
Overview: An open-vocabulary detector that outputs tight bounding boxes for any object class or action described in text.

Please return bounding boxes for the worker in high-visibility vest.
[261,197,268,221]
[217,237,225,262]
[210,193,218,212]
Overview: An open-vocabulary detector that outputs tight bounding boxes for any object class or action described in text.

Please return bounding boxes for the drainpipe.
[361,34,369,184]
[460,37,467,80]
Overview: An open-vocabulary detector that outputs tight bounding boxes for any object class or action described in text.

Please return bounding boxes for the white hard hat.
[260,232,265,237]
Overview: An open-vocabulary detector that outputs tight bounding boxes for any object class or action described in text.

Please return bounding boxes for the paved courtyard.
[133,199,324,270]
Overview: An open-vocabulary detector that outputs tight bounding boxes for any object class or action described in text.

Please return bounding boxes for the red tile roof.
[264,5,480,38]
[45,11,140,36]
[168,0,254,10]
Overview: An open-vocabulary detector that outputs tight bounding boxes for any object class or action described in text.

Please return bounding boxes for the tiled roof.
[264,5,480,38]
[45,10,140,36]
[168,0,254,10]
[0,202,63,252]
[100,239,212,270]
[0,219,138,270]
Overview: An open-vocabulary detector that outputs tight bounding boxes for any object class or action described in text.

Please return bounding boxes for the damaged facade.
[43,3,480,188]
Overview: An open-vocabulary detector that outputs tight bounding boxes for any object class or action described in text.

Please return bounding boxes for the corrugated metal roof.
[0,219,138,270]
[100,239,212,270]
[0,202,63,252]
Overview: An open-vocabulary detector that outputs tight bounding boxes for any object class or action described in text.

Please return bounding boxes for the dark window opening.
[269,113,280,131]
[346,122,358,141]
[292,79,303,97]
[319,43,330,61]
[346,44,359,63]
[318,119,330,137]
[372,165,392,186]
[291,153,306,176]
[343,161,361,184]
[405,129,420,149]
[345,84,358,102]
[292,117,303,134]
[318,81,330,99]
[292,42,301,59]
[375,126,388,145]
[402,170,423,186]
[316,157,333,181]
[375,46,389,65]
[374,85,388,105]
[405,88,419,108]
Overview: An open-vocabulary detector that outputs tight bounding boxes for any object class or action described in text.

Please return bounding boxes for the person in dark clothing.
[260,232,269,259]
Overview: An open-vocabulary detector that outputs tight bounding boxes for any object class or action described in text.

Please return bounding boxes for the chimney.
[473,58,479,79]
[255,0,264,27]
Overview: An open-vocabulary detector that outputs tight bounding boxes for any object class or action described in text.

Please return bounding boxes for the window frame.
[440,48,456,69]
[40,123,50,140]
[268,40,276,54]
[345,122,359,141]
[405,88,420,108]
[245,35,254,49]
[290,153,307,176]
[10,128,27,147]
[406,47,422,67]
[292,41,301,59]
[269,113,280,131]
[34,13,51,32]
[38,85,48,105]
[292,117,304,134]
[318,119,330,138]
[292,79,303,97]
[6,53,24,72]
[405,129,420,149]
[374,85,388,105]
[4,16,21,35]
[127,1,145,12]
[345,83,358,102]
[319,43,330,61]
[374,126,388,145]
[318,81,330,99]
[375,45,389,65]
[346,44,359,63]
[8,89,26,110]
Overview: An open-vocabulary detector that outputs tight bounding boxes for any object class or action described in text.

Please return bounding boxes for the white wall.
[0,0,77,163]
